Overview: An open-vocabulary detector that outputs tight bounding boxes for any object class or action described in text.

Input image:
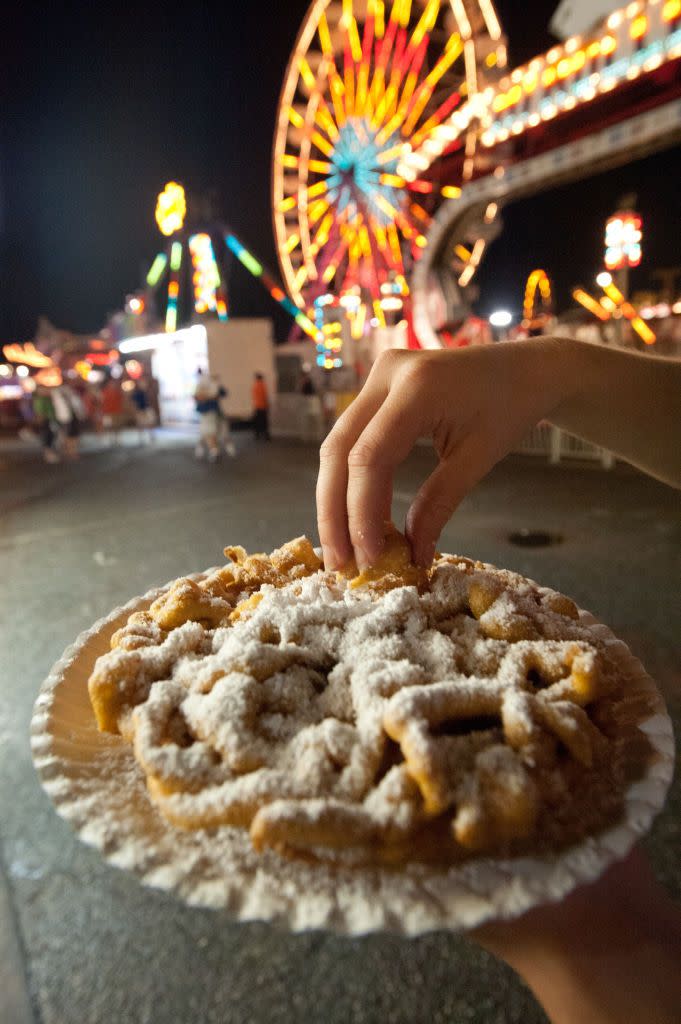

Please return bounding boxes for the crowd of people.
[21,374,159,463]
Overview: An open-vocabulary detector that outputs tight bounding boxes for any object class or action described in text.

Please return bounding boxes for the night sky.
[1,1,679,341]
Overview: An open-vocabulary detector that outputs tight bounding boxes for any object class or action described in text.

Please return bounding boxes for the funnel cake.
[88,530,655,866]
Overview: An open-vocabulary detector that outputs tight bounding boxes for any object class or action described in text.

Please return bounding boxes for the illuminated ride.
[522,268,553,334]
[146,182,320,343]
[410,0,681,346]
[272,0,507,358]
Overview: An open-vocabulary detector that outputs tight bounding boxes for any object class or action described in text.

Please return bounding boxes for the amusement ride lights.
[416,0,681,159]
[145,183,324,350]
[523,269,552,326]
[272,0,506,335]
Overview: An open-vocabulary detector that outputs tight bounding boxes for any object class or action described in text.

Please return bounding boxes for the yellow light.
[317,12,333,55]
[380,172,406,188]
[278,196,297,213]
[630,14,648,39]
[441,185,462,199]
[280,154,299,169]
[307,180,329,199]
[297,56,317,91]
[523,73,538,93]
[155,182,186,236]
[664,0,681,20]
[415,234,428,248]
[604,281,625,305]
[485,51,497,68]
[308,158,332,173]
[288,106,304,128]
[587,40,601,59]
[573,288,610,321]
[631,316,656,344]
[454,244,471,262]
[600,35,617,56]
[284,233,300,254]
[311,132,334,158]
[542,66,557,87]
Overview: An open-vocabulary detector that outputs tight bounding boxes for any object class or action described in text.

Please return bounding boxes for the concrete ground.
[1,431,679,1024]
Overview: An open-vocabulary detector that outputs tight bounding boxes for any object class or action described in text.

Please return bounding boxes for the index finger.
[316,380,387,569]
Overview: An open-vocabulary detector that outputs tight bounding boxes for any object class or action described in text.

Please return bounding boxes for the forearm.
[507,908,681,1024]
[474,852,681,1024]
[539,337,681,488]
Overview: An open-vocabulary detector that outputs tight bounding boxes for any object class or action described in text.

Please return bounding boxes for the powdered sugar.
[31,563,674,934]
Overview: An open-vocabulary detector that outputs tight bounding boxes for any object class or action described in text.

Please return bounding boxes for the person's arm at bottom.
[471,848,681,1024]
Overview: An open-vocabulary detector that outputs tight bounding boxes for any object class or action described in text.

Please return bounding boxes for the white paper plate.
[31,572,675,935]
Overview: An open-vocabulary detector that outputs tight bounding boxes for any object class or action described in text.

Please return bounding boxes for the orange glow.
[441,185,462,199]
[3,342,54,368]
[34,366,63,387]
[168,280,180,298]
[663,0,681,21]
[573,288,610,321]
[524,269,552,321]
[270,287,285,302]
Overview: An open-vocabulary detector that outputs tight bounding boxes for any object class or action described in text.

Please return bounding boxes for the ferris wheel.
[272,0,506,344]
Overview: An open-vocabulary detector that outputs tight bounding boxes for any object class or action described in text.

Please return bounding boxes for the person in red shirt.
[251,372,270,441]
[100,377,124,445]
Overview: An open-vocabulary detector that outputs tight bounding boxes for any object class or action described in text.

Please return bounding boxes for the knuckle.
[319,431,347,461]
[397,354,433,390]
[347,438,383,470]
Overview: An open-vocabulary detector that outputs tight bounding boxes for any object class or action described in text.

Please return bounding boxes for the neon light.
[225,234,264,276]
[524,269,552,321]
[631,316,656,344]
[146,252,168,287]
[170,242,183,272]
[604,211,642,269]
[572,288,610,321]
[155,182,186,236]
[189,233,221,314]
[630,14,648,39]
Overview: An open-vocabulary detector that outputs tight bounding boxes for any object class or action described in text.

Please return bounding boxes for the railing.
[515,423,614,467]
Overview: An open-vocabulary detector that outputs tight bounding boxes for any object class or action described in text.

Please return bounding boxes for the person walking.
[131,378,156,444]
[101,377,124,446]
[251,372,270,441]
[32,384,60,463]
[194,369,225,462]
[51,381,85,459]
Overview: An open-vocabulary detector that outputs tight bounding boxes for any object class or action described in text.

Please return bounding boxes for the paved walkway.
[1,435,679,1023]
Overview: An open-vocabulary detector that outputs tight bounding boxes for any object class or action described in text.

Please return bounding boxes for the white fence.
[515,423,614,468]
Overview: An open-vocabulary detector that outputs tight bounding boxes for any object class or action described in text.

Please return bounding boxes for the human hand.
[471,848,681,1024]
[316,340,568,570]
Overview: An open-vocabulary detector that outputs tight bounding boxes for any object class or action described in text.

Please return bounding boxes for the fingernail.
[323,548,342,571]
[354,546,371,570]
[324,545,353,571]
